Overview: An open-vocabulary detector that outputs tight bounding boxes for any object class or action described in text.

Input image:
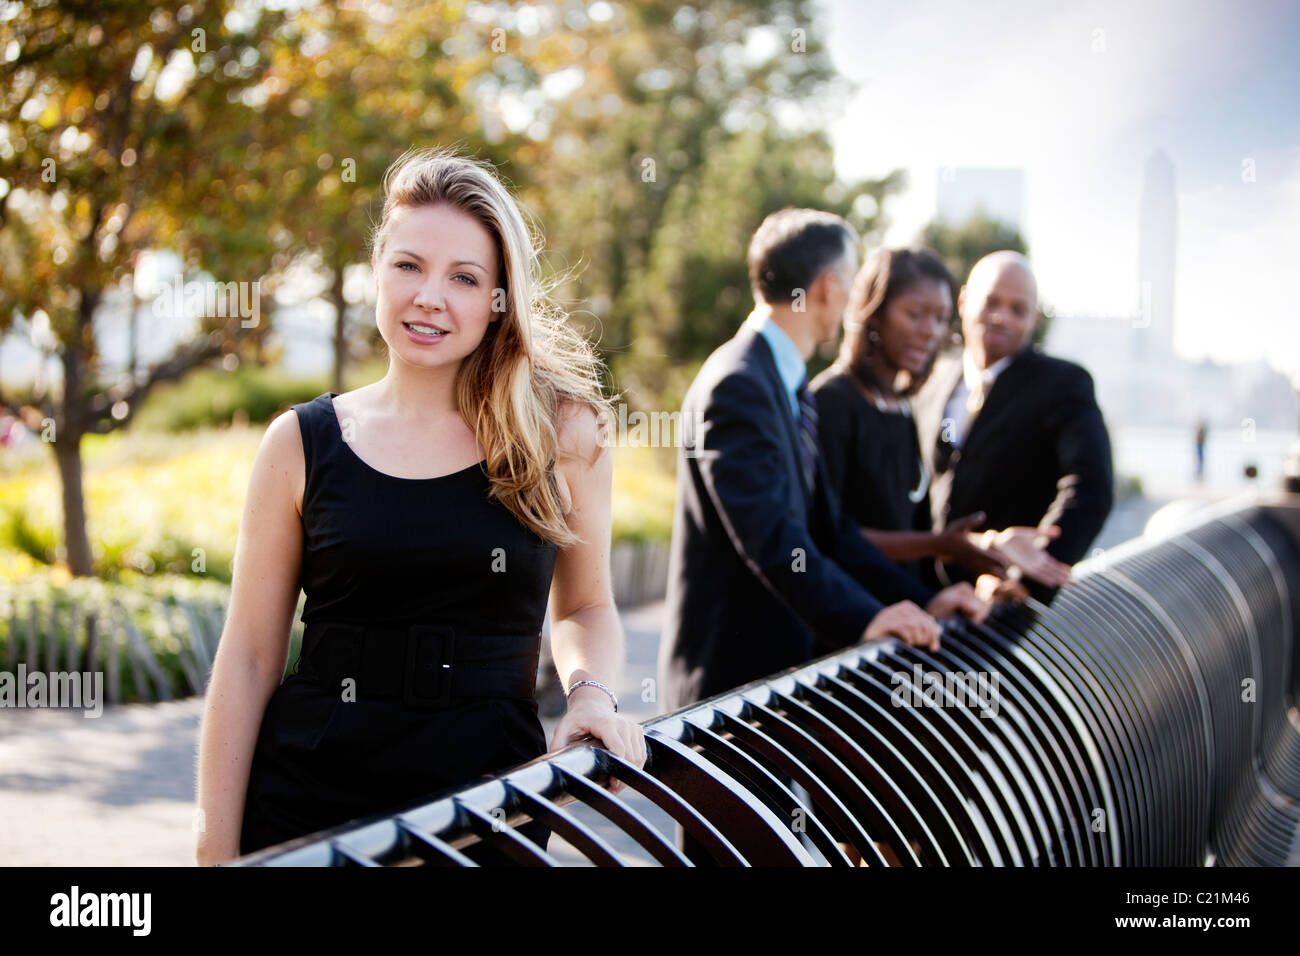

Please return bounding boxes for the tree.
[475,0,902,409]
[0,1,293,576]
[919,208,1051,345]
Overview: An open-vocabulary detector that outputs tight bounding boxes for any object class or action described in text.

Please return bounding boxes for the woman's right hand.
[551,688,648,796]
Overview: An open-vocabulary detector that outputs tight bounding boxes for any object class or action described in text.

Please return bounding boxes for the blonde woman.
[196,147,646,865]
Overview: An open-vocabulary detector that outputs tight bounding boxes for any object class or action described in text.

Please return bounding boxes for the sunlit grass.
[0,421,678,583]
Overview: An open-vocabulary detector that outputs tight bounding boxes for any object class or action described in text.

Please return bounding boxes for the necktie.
[795,378,818,494]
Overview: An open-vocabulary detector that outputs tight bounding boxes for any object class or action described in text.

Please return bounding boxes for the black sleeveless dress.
[238,392,559,858]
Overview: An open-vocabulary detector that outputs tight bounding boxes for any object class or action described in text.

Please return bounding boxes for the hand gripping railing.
[233,497,1300,866]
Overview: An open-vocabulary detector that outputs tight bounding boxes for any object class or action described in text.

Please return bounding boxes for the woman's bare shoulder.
[555,398,608,467]
[259,406,307,517]
[554,399,610,517]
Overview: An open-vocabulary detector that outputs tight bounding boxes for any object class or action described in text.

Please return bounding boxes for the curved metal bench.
[235,497,1300,867]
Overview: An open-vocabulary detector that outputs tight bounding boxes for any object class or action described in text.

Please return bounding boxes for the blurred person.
[1194,416,1208,483]
[914,251,1114,604]
[812,247,1072,602]
[659,210,990,719]
[0,406,43,449]
[196,147,646,866]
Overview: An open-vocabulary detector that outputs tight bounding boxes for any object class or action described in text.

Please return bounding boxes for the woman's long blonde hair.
[369,146,614,547]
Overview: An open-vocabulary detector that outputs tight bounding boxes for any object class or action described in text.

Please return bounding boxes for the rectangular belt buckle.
[404,625,455,710]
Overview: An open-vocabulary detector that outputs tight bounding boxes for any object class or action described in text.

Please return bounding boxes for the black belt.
[296,620,542,710]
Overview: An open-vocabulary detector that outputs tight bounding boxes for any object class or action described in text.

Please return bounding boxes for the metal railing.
[234,496,1300,866]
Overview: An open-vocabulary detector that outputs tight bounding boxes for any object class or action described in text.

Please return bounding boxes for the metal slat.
[455,802,560,866]
[679,715,852,865]
[395,822,480,866]
[716,700,895,866]
[553,766,692,866]
[642,730,814,865]
[796,675,993,865]
[849,655,1043,865]
[502,782,627,867]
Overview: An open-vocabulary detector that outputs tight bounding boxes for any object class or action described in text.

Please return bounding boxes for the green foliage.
[130,363,327,432]
[0,425,254,582]
[509,0,903,414]
[920,209,1029,288]
[609,444,677,545]
[1115,472,1145,502]
[0,0,286,364]
[3,504,59,568]
[0,570,272,703]
[124,356,389,432]
[919,209,1052,345]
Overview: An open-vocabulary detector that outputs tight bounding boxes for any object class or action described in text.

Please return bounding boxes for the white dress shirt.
[745,309,807,420]
[942,351,1013,448]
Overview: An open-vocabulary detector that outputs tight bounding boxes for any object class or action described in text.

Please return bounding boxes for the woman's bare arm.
[863,512,1008,578]
[546,402,647,790]
[194,409,306,865]
[862,528,951,561]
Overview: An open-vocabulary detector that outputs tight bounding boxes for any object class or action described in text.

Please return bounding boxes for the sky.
[820,0,1300,379]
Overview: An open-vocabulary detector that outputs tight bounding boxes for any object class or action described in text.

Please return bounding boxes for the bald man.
[914,251,1114,603]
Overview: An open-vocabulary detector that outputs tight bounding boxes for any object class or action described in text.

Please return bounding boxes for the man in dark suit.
[915,251,1114,604]
[659,208,989,715]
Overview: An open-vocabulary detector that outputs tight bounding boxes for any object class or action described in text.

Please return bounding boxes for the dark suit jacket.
[914,345,1115,600]
[658,322,935,712]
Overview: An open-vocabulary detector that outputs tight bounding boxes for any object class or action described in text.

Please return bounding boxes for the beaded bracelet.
[566,679,619,712]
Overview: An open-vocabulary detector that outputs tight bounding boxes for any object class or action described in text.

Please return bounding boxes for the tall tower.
[1137,149,1177,360]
